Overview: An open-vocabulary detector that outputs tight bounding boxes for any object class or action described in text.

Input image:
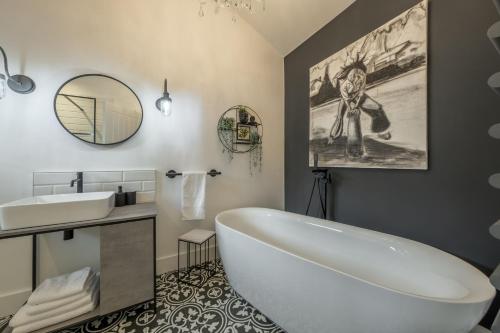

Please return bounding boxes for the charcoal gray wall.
[285,0,500,276]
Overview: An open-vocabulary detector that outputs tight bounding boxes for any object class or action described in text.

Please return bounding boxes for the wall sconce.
[155,78,172,116]
[0,46,36,99]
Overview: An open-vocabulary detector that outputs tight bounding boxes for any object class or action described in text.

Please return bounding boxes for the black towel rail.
[166,169,222,179]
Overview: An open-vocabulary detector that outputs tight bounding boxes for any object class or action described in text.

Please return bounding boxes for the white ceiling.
[238,0,356,56]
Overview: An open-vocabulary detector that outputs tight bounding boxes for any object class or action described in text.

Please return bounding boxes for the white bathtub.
[215,208,496,333]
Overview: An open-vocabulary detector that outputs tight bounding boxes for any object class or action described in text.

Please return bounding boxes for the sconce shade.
[156,79,172,116]
[0,46,36,95]
[7,74,36,94]
[159,98,172,115]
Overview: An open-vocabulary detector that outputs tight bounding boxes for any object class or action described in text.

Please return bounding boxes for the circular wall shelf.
[217,105,263,154]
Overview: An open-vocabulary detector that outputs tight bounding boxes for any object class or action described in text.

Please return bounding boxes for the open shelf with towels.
[0,204,158,333]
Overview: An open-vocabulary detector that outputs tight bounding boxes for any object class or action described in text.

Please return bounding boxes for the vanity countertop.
[0,203,158,240]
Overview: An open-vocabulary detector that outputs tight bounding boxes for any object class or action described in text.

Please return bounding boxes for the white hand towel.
[182,172,206,221]
[10,288,99,333]
[10,276,99,327]
[27,267,94,305]
[22,273,99,317]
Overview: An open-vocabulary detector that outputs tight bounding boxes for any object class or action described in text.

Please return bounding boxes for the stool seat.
[179,229,215,244]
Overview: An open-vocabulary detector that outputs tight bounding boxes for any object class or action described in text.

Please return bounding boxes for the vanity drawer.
[99,219,154,314]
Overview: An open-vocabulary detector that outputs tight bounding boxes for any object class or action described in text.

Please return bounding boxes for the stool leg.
[214,236,217,271]
[198,244,202,285]
[206,238,209,270]
[177,240,180,282]
[188,243,191,282]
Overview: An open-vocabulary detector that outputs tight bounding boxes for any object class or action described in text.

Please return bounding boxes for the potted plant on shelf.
[238,106,249,124]
[219,117,235,160]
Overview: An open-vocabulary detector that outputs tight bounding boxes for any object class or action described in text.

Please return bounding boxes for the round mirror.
[54,74,143,145]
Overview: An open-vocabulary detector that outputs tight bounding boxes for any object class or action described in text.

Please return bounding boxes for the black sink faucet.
[70,172,83,193]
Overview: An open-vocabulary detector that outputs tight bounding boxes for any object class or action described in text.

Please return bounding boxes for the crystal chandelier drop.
[198,0,266,18]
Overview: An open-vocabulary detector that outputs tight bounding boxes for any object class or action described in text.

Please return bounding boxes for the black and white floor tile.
[6,260,284,333]
[0,315,10,332]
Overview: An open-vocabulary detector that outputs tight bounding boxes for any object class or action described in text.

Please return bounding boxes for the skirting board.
[0,246,219,318]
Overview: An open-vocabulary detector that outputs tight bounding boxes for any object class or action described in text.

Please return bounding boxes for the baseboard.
[156,245,219,275]
[0,247,219,318]
[0,288,31,318]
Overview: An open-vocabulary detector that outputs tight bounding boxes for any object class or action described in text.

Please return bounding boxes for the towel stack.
[9,267,99,333]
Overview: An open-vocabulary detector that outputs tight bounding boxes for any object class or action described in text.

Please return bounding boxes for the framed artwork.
[237,124,251,143]
[309,0,428,169]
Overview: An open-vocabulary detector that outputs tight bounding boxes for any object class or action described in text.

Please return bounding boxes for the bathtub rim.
[215,207,496,305]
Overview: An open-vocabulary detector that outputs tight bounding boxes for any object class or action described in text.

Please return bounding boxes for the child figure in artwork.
[328,55,392,158]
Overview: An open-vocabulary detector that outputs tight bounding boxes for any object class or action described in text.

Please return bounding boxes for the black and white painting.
[309,0,428,169]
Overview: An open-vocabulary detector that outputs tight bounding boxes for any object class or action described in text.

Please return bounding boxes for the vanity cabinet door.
[99,220,154,314]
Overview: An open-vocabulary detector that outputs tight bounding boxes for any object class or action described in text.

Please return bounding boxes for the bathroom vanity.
[0,203,158,333]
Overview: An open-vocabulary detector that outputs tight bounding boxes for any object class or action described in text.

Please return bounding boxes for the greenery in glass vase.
[219,117,235,160]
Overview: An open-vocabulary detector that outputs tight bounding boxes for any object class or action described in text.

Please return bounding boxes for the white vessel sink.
[0,192,115,230]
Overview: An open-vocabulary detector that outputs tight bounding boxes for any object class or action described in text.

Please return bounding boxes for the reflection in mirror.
[54,74,143,145]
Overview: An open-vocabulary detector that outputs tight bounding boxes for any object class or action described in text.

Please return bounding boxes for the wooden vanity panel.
[99,219,154,315]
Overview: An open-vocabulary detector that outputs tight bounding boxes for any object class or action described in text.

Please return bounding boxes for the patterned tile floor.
[0,317,9,332]
[1,260,285,333]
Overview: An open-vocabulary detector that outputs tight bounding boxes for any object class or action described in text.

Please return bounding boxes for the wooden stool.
[177,229,216,287]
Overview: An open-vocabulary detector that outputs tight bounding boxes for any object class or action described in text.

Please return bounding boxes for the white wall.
[0,0,284,316]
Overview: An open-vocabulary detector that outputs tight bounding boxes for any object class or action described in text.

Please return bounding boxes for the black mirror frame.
[53,73,144,146]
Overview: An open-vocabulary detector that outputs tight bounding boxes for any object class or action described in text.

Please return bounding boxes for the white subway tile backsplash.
[137,191,156,203]
[33,186,53,196]
[102,183,123,192]
[34,172,77,186]
[123,170,155,182]
[33,170,157,204]
[142,181,156,191]
[122,182,142,192]
[84,171,123,183]
[83,183,103,193]
[53,185,77,194]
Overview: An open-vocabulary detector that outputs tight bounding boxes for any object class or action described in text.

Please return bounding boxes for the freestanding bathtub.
[215,208,496,333]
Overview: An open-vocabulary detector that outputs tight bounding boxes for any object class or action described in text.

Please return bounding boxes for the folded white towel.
[10,276,99,327]
[10,288,99,333]
[25,273,99,316]
[182,171,206,221]
[11,281,99,328]
[27,267,94,305]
